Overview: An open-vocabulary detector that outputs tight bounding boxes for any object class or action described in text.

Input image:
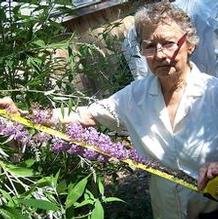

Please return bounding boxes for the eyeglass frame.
[140,32,188,61]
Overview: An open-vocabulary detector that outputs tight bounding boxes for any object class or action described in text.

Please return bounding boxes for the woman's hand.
[198,162,218,191]
[61,107,97,127]
[0,97,19,114]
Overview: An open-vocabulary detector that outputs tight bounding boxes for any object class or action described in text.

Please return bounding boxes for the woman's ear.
[187,45,195,55]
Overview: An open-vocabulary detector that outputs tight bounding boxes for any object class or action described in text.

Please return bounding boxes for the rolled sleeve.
[88,97,126,133]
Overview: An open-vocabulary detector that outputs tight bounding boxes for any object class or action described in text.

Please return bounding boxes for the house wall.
[63,1,144,35]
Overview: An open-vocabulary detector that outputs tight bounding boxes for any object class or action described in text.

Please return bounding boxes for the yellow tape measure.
[2,109,217,199]
[203,177,218,201]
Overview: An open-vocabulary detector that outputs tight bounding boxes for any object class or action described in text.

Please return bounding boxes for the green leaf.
[36,176,53,187]
[103,197,125,203]
[48,42,69,49]
[32,39,46,47]
[0,189,13,206]
[20,177,52,197]
[0,207,29,219]
[90,199,104,219]
[84,189,95,201]
[18,198,60,211]
[61,102,65,118]
[0,208,15,219]
[65,175,89,209]
[53,96,69,101]
[97,176,104,196]
[57,180,67,194]
[68,98,73,116]
[68,46,73,57]
[1,135,15,144]
[51,170,60,188]
[26,57,42,73]
[74,199,94,208]
[7,207,29,219]
[0,147,9,158]
[44,90,55,96]
[5,164,34,177]
[24,159,35,168]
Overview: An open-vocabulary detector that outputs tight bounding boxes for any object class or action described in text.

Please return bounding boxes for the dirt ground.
[104,169,153,219]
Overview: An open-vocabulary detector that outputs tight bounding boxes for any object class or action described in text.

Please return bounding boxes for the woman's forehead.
[143,20,183,40]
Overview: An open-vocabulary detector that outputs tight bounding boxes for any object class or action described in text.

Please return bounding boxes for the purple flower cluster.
[0,115,147,165]
[0,118,30,146]
[29,109,52,124]
[52,123,147,163]
[51,137,70,153]
[32,132,51,144]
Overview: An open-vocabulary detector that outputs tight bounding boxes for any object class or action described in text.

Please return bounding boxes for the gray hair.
[135,0,199,47]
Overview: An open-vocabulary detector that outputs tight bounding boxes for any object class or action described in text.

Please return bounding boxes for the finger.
[7,105,19,114]
[207,164,218,179]
[19,109,29,116]
[0,97,18,114]
[0,97,12,106]
[198,165,209,191]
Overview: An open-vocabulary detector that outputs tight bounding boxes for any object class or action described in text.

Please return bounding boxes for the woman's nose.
[155,46,167,59]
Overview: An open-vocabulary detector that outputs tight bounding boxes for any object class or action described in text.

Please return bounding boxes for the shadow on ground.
[104,169,153,219]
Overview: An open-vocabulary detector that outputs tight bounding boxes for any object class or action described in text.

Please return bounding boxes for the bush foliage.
[0,0,135,218]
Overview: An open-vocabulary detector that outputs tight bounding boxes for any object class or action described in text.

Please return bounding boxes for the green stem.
[0,89,96,101]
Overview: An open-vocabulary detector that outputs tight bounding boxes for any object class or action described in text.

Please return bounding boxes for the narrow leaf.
[90,199,104,219]
[0,207,29,219]
[0,208,13,219]
[5,164,34,177]
[24,159,35,168]
[53,96,69,101]
[103,197,125,203]
[97,177,104,196]
[0,147,9,158]
[2,135,15,144]
[68,98,73,116]
[52,170,60,188]
[18,199,60,211]
[0,189,13,205]
[84,189,95,201]
[32,39,45,47]
[44,90,55,96]
[74,199,94,208]
[65,175,89,209]
[61,102,65,118]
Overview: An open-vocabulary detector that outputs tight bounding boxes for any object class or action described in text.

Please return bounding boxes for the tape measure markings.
[0,109,198,192]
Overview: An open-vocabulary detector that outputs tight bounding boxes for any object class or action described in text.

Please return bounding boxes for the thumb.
[198,165,209,191]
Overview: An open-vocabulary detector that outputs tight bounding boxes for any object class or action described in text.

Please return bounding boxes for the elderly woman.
[81,2,218,218]
[123,0,218,80]
[1,1,218,218]
[69,2,218,218]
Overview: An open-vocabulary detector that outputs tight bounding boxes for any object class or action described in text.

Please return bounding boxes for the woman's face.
[142,20,194,78]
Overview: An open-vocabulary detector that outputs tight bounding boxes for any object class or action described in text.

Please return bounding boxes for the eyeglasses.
[140,32,187,60]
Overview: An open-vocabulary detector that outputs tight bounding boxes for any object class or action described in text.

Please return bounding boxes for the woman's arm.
[0,97,96,126]
[0,96,126,132]
[51,106,97,126]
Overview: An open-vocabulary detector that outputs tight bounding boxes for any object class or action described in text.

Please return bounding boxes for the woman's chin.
[154,67,172,77]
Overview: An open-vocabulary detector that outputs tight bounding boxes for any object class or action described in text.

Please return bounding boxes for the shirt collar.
[148,75,161,96]
[148,62,205,97]
[185,62,205,97]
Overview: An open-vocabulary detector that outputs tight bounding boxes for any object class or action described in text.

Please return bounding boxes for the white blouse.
[89,62,218,218]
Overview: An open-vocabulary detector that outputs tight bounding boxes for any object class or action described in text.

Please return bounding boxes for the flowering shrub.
[0,0,143,218]
[0,114,132,219]
[0,111,148,218]
[0,114,146,164]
